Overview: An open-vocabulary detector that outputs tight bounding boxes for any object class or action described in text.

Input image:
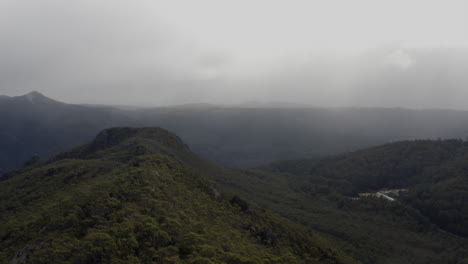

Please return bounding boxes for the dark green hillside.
[262,139,468,237]
[264,139,468,191]
[212,164,468,264]
[0,127,358,264]
[215,139,468,263]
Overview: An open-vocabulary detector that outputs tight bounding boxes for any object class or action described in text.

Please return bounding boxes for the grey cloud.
[1,1,468,109]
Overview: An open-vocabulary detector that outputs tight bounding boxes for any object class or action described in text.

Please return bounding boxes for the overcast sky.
[1,0,468,109]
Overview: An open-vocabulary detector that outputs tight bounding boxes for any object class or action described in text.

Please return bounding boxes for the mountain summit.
[50,127,199,165]
[22,91,52,103]
[1,91,63,105]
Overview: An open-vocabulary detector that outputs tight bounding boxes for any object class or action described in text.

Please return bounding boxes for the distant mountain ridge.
[4,91,468,174]
[0,91,63,104]
[0,92,139,173]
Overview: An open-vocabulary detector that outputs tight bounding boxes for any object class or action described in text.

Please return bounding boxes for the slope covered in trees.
[0,127,358,264]
[211,165,468,264]
[3,127,468,264]
[169,139,468,264]
[261,139,468,240]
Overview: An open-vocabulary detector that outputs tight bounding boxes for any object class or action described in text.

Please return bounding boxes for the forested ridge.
[0,127,358,264]
[3,126,468,264]
[203,139,468,264]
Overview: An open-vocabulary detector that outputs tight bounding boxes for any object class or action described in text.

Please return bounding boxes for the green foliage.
[6,126,468,264]
[0,128,359,264]
[242,139,468,263]
[262,139,468,237]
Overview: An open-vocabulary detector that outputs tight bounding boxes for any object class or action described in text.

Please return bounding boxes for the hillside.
[5,92,468,174]
[3,127,468,264]
[0,127,358,264]
[222,139,468,263]
[263,139,468,236]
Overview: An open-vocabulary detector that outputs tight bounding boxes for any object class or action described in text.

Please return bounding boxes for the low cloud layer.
[1,0,468,109]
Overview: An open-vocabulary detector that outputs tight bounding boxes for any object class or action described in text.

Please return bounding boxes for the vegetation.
[211,165,468,264]
[3,104,468,263]
[237,139,468,263]
[0,127,358,264]
[264,139,468,236]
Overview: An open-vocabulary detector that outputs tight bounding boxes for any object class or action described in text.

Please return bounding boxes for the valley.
[2,94,468,263]
[2,2,467,262]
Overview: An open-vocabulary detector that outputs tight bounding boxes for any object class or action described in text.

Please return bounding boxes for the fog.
[1,0,468,109]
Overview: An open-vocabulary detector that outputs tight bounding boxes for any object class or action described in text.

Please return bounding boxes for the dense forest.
[263,139,468,237]
[2,127,468,263]
[0,127,358,264]
[210,167,468,264]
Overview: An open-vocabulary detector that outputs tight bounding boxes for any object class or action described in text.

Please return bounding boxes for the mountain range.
[3,91,468,174]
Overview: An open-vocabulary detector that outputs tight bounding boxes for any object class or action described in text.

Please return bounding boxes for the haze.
[1,0,468,109]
